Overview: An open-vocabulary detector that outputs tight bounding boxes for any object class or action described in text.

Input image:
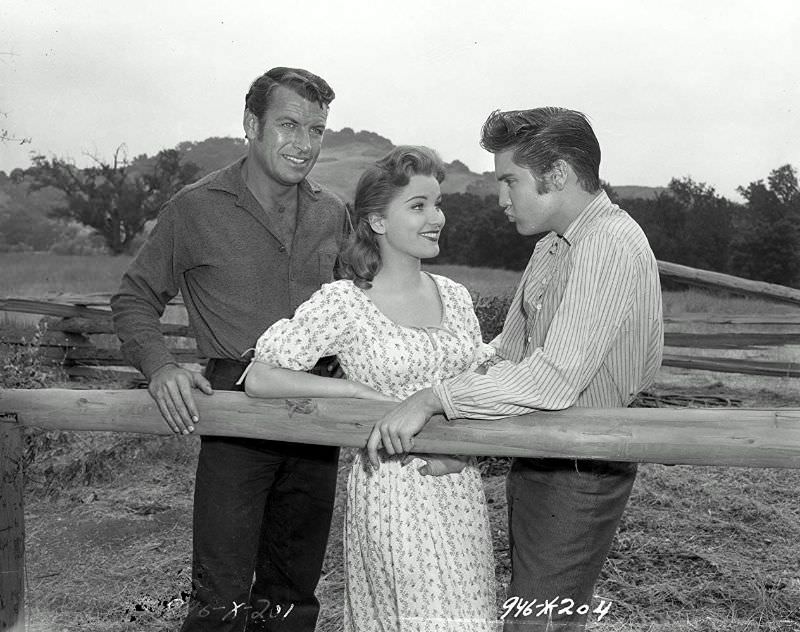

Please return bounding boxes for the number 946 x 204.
[500,596,612,621]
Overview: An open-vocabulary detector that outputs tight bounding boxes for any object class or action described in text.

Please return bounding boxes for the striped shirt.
[433,190,664,419]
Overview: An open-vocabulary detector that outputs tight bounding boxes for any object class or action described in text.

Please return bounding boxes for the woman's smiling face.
[372,174,445,261]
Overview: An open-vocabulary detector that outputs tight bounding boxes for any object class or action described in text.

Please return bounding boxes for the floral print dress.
[251,274,497,631]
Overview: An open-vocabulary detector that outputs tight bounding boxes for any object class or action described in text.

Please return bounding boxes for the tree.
[25,146,200,254]
[730,164,800,287]
[623,177,735,274]
[433,192,534,270]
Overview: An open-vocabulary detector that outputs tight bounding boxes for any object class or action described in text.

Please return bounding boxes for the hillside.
[162,130,500,201]
[165,133,665,202]
[614,185,668,200]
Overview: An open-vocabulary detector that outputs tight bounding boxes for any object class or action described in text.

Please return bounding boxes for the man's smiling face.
[245,84,328,187]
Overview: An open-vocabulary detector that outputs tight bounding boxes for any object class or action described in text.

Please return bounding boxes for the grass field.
[2,251,798,313]
[3,253,800,631]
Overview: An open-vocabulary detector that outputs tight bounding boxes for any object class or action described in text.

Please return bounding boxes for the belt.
[204,355,339,391]
[204,358,249,391]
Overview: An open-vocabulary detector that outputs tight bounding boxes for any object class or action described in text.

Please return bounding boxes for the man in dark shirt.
[111,67,350,631]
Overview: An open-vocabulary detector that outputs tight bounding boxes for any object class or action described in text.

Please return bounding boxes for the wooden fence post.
[0,415,24,632]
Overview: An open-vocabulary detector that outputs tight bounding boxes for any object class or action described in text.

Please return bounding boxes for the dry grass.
[0,252,133,297]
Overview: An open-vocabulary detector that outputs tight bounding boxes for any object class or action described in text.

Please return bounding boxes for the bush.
[473,294,512,342]
[48,226,108,255]
[0,322,64,388]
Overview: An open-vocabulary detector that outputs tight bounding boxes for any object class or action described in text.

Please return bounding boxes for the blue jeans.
[503,458,637,631]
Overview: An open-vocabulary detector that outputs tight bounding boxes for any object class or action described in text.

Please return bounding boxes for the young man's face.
[494,149,560,236]
[245,85,328,187]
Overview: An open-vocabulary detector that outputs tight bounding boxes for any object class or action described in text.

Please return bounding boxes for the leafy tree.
[25,146,200,254]
[434,192,534,270]
[623,177,735,273]
[0,208,63,251]
[601,179,620,205]
[730,164,800,286]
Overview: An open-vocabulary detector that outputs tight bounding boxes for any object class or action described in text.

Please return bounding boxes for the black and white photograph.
[1,1,799,631]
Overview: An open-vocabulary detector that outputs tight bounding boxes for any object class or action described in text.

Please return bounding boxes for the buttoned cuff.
[432,379,460,420]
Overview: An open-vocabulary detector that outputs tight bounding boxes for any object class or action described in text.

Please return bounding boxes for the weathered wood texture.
[0,297,110,319]
[661,354,800,378]
[2,389,800,468]
[44,316,191,338]
[658,261,800,306]
[0,418,24,632]
[664,314,800,326]
[663,332,800,349]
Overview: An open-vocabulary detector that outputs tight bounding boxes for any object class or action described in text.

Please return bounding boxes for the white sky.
[1,0,798,200]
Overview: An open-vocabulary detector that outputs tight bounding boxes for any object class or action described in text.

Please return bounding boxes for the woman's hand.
[347,380,399,402]
[402,454,471,476]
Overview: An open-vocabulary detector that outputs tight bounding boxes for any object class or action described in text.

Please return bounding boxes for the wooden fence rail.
[4,389,800,466]
[657,261,800,306]
[2,388,800,630]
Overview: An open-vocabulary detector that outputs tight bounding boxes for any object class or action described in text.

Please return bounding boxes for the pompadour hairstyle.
[480,107,601,193]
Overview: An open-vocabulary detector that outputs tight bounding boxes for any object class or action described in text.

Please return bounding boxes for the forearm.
[434,352,581,420]
[110,206,182,379]
[111,291,175,379]
[244,363,356,399]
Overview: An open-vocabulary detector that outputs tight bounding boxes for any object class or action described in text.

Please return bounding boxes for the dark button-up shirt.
[111,157,350,379]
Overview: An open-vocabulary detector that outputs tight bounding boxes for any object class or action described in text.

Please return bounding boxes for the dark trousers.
[181,359,340,632]
[503,457,637,632]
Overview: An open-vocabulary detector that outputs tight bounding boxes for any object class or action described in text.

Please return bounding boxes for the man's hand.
[365,388,443,470]
[148,364,213,434]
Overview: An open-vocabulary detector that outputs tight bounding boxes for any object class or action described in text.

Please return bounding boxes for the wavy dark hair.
[245,67,335,137]
[340,146,446,289]
[480,107,601,194]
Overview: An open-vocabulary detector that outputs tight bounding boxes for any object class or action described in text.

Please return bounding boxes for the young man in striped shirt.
[367,107,664,630]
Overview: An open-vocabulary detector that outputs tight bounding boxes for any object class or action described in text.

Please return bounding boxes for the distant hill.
[614,185,668,200]
[162,130,498,202]
[162,132,666,202]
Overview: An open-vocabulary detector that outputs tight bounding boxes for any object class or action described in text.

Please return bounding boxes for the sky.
[1,0,798,200]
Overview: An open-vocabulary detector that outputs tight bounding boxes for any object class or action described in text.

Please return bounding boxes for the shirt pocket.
[318,250,338,284]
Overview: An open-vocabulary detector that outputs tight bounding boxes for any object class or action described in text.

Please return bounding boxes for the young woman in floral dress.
[243,146,497,631]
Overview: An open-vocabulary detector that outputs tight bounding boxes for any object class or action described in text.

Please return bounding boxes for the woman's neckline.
[354,271,448,331]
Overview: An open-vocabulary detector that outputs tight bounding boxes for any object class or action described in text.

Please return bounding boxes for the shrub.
[473,294,512,342]
[48,226,108,255]
[0,322,64,388]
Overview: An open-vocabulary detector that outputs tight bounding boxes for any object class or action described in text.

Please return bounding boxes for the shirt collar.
[560,190,616,246]
[207,156,322,201]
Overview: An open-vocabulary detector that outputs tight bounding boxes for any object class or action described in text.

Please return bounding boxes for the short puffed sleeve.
[252,281,354,371]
